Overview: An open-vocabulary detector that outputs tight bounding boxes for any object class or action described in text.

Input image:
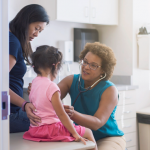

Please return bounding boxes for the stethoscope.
[72,71,106,106]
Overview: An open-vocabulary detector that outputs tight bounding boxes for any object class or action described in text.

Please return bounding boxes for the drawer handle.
[123,125,131,128]
[84,7,88,17]
[123,111,131,114]
[126,139,132,142]
[125,96,131,99]
[92,8,96,18]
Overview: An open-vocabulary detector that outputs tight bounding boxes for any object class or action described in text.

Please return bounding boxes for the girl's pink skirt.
[23,122,85,142]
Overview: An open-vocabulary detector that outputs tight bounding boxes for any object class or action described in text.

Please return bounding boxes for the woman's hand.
[64,105,74,118]
[27,83,32,95]
[73,133,87,145]
[25,103,41,126]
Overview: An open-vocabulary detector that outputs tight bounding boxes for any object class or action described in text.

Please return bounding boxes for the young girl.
[23,45,97,150]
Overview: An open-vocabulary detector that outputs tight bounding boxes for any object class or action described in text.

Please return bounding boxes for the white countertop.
[136,107,150,115]
[115,84,138,91]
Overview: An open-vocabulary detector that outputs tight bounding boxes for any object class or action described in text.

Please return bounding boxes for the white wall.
[95,1,150,150]
[94,0,133,76]
[94,0,150,110]
[132,0,150,110]
[9,0,96,79]
[31,21,96,79]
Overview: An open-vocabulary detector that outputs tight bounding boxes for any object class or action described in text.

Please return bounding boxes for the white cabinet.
[124,132,136,148]
[56,0,90,23]
[116,104,136,120]
[117,118,136,134]
[40,0,118,25]
[116,90,137,149]
[44,0,90,23]
[9,0,118,25]
[127,147,136,150]
[117,90,135,106]
[137,35,150,70]
[90,0,118,25]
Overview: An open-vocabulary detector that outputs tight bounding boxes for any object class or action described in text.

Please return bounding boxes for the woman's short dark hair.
[9,4,49,64]
[31,45,62,77]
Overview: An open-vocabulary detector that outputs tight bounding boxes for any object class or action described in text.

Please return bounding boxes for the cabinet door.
[118,90,135,106]
[57,0,90,23]
[124,132,136,147]
[116,104,136,120]
[90,0,118,25]
[117,118,136,134]
[127,147,136,150]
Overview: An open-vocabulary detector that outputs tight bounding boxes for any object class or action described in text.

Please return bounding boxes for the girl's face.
[81,52,104,83]
[28,22,47,42]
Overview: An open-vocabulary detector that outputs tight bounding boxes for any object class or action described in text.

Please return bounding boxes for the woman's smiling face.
[81,52,104,83]
[28,22,47,42]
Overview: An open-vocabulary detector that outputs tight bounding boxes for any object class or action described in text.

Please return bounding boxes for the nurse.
[28,42,126,150]
[9,4,49,133]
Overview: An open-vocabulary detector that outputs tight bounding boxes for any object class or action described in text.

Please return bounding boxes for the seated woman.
[28,42,126,150]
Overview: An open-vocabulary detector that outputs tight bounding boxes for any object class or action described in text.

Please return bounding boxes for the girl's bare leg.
[82,128,98,150]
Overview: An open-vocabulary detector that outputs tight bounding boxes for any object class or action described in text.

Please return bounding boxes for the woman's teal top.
[70,74,124,141]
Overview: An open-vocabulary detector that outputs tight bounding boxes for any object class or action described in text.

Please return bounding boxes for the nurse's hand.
[25,102,41,126]
[64,105,74,118]
[27,83,32,95]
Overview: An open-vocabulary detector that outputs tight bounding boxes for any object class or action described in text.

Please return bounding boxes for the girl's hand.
[73,133,87,145]
[64,105,74,118]
[27,83,32,95]
[25,102,41,126]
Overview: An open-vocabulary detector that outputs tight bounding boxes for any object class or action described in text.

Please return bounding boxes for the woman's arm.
[71,86,118,131]
[9,55,16,71]
[57,75,75,117]
[9,55,25,106]
[57,75,73,99]
[9,55,40,125]
[9,88,26,107]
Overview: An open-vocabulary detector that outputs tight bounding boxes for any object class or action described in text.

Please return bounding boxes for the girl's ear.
[55,62,60,69]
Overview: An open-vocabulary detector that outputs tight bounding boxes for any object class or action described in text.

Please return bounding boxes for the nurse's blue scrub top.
[9,32,27,113]
[70,74,124,141]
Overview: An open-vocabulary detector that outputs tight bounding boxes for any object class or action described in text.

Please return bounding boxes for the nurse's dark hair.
[31,45,62,77]
[9,4,49,64]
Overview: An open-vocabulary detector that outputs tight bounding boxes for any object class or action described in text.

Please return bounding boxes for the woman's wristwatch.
[22,101,29,112]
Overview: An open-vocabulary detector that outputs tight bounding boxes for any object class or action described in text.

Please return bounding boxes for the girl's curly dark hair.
[31,45,62,77]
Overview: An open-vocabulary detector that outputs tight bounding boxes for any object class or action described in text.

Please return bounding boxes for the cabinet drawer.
[124,132,136,148]
[115,104,136,120]
[126,146,136,150]
[117,118,136,134]
[118,91,125,105]
[118,90,135,105]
